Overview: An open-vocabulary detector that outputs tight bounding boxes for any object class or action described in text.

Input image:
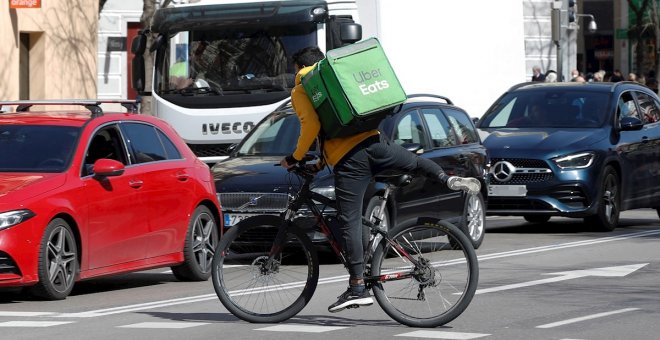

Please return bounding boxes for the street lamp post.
[551,0,598,81]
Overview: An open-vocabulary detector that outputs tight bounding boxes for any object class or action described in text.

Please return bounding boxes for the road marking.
[118,322,209,329]
[255,324,347,333]
[536,308,640,328]
[395,330,490,339]
[477,229,660,261]
[28,229,660,319]
[0,311,56,317]
[0,321,74,327]
[475,263,648,294]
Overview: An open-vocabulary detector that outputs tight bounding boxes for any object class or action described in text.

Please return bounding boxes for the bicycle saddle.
[374,174,412,187]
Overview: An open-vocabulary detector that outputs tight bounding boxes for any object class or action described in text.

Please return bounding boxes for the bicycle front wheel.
[371,218,478,328]
[211,215,319,323]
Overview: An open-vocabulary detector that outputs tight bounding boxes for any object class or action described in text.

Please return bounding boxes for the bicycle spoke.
[212,220,318,322]
[371,221,478,327]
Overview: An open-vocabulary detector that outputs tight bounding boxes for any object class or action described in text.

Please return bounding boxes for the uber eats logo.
[310,85,323,103]
[353,68,390,95]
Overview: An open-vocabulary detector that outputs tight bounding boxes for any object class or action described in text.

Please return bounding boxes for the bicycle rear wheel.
[370,218,478,327]
[212,215,319,323]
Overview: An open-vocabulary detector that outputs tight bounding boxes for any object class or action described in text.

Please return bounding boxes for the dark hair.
[292,46,325,68]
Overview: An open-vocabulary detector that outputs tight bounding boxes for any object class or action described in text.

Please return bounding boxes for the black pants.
[333,135,444,279]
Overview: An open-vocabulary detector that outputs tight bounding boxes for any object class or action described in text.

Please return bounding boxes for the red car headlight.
[0,209,35,230]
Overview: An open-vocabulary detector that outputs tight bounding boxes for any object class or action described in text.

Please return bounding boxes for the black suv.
[477,81,660,230]
[212,94,489,248]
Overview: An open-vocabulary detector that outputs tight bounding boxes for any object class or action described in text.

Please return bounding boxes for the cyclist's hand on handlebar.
[280,155,297,170]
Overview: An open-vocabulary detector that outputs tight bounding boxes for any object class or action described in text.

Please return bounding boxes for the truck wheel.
[585,166,620,231]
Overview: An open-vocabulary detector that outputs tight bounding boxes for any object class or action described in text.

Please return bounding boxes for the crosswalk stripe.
[0,321,74,327]
[255,324,347,333]
[395,330,490,339]
[118,322,209,329]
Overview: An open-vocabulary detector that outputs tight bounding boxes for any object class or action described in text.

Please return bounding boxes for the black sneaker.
[328,286,374,313]
[446,176,481,195]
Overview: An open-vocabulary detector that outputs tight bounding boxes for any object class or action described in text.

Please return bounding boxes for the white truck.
[131,0,526,164]
[131,0,362,164]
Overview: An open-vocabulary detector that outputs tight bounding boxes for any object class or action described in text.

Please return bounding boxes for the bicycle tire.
[370,218,479,328]
[211,215,319,323]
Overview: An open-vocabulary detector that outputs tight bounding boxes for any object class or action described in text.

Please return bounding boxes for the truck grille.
[218,193,289,212]
[188,144,231,158]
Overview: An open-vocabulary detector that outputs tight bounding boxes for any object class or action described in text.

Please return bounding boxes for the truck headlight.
[552,152,595,169]
[0,210,35,230]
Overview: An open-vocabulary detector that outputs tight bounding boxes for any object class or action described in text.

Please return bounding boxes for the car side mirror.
[619,116,644,131]
[93,159,125,178]
[402,143,424,155]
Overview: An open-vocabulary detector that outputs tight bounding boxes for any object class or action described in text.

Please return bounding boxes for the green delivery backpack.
[301,38,406,139]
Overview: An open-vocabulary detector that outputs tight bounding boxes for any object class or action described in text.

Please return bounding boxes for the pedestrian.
[611,70,624,82]
[531,65,545,82]
[545,70,557,83]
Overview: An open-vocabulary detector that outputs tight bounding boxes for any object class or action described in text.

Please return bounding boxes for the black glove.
[284,155,297,167]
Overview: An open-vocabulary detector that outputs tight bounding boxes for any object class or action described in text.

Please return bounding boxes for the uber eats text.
[354,68,389,95]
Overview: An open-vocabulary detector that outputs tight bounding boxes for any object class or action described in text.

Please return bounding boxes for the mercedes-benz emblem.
[490,161,515,182]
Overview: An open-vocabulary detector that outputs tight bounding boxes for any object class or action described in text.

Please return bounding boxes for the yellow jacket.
[291,65,378,166]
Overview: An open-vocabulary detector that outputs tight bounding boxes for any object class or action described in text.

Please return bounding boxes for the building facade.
[0,0,98,102]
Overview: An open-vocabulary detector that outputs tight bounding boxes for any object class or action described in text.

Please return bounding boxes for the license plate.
[223,213,260,227]
[488,184,527,197]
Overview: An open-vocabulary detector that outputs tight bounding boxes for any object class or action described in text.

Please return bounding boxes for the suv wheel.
[585,166,620,231]
[461,192,485,249]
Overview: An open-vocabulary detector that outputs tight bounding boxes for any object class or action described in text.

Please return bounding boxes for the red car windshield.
[0,125,81,172]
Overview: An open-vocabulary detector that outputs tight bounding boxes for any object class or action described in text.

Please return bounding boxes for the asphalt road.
[1,209,659,340]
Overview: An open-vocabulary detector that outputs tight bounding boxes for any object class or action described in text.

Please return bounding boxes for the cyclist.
[280,46,481,313]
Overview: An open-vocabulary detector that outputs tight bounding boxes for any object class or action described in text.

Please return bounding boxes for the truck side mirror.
[340,23,362,44]
[131,34,147,93]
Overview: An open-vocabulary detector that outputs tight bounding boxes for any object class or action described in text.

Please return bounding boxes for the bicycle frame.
[266,167,423,284]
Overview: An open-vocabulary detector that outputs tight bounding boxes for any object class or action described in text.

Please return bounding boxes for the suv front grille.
[218,193,289,212]
[0,252,20,275]
[489,158,553,184]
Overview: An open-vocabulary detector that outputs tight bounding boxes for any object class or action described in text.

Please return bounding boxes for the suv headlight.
[0,210,35,230]
[552,152,595,169]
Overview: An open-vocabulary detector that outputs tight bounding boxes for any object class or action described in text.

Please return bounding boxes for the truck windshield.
[155,24,317,108]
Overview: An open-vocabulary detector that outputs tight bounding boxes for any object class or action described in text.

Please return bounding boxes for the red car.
[0,100,222,300]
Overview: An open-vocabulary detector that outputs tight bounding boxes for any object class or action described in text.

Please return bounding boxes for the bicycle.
[211,156,479,328]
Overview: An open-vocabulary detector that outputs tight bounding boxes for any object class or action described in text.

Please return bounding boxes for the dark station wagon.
[211,94,489,248]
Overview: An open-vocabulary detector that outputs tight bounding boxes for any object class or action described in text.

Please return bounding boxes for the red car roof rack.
[0,99,139,117]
